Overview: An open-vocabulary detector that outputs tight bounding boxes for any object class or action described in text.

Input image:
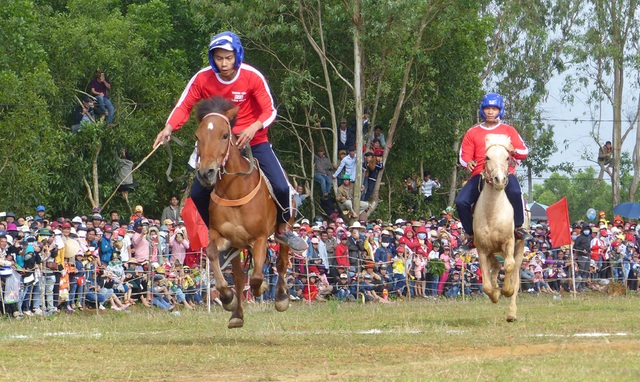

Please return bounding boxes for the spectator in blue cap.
[36,205,46,220]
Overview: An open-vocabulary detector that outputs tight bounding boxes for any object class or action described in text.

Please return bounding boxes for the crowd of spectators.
[0,204,207,319]
[2,201,639,320]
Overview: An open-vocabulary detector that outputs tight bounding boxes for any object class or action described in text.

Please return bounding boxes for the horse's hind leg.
[228,255,245,329]
[274,243,291,312]
[249,237,269,298]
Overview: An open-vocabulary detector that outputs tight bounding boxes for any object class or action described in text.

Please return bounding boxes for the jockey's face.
[212,49,237,80]
[483,106,500,123]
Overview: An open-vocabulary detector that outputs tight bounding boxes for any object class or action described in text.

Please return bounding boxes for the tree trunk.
[352,0,364,214]
[448,138,460,207]
[611,62,623,206]
[366,4,445,216]
[629,97,640,202]
[87,142,101,210]
[527,166,533,201]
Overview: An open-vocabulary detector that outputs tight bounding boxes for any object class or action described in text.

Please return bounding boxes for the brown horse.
[195,97,292,328]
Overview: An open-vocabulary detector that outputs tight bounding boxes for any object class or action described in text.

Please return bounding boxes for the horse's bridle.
[481,143,514,186]
[200,112,255,178]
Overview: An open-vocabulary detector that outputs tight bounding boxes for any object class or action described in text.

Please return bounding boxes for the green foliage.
[0,0,571,221]
[427,258,446,277]
[533,169,611,223]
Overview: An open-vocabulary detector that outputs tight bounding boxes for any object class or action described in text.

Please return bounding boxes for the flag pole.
[570,243,577,299]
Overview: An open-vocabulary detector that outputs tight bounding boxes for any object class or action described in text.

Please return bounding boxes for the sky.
[517,74,638,185]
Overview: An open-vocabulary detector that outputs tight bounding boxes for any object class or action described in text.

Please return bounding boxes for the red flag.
[181,197,209,250]
[546,197,572,247]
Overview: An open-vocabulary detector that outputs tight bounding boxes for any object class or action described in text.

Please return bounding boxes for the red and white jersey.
[459,122,528,177]
[166,63,277,146]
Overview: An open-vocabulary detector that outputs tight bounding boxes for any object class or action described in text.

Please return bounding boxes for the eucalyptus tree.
[564,0,639,205]
[479,0,581,199]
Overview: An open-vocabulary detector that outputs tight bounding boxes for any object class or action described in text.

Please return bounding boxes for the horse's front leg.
[507,239,525,322]
[501,239,517,297]
[205,233,236,312]
[274,243,291,312]
[477,249,499,303]
[228,254,245,329]
[249,237,268,298]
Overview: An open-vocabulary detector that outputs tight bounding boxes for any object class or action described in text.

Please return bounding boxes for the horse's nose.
[197,166,218,187]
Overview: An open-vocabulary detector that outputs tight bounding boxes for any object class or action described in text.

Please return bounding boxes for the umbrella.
[527,202,548,222]
[612,202,640,219]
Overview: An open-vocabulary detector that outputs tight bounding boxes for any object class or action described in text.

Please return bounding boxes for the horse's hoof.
[222,295,238,312]
[489,291,501,303]
[228,317,244,329]
[259,280,269,296]
[506,316,517,322]
[501,288,515,298]
[274,298,290,312]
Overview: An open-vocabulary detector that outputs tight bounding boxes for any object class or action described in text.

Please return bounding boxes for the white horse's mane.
[485,134,512,149]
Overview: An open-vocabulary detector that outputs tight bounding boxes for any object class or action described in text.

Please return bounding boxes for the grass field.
[1,293,639,382]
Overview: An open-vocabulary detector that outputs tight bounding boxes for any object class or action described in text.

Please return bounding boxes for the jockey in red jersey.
[154,31,307,252]
[456,93,533,251]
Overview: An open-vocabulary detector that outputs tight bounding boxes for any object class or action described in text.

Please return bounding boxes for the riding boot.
[515,227,532,241]
[275,230,308,252]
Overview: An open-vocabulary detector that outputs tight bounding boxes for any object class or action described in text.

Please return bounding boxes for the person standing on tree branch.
[153,31,307,252]
[456,93,533,251]
[89,70,115,126]
[596,140,612,185]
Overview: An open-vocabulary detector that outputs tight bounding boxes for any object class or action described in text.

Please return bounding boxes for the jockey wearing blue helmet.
[479,93,504,120]
[208,31,244,73]
[154,30,308,253]
[456,93,532,252]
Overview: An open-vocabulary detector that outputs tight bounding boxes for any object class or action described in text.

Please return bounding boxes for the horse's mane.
[485,134,512,150]
[196,97,237,126]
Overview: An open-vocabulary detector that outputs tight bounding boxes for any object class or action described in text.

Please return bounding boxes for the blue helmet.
[479,93,504,120]
[208,31,244,73]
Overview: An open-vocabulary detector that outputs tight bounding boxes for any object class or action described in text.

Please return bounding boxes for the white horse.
[473,134,527,322]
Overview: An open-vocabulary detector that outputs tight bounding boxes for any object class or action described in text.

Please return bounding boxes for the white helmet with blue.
[208,31,244,74]
[479,93,504,120]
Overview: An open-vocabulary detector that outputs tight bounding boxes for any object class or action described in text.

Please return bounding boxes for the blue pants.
[314,174,332,194]
[393,274,406,295]
[85,291,107,305]
[153,296,172,310]
[192,142,293,226]
[455,174,525,236]
[95,95,114,125]
[425,274,439,296]
[361,178,375,201]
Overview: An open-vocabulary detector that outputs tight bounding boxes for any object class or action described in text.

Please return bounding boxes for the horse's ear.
[226,106,240,120]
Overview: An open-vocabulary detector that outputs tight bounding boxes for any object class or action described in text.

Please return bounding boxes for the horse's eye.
[222,133,229,139]
[485,156,490,161]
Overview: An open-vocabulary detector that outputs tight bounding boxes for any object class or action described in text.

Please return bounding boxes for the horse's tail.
[243,249,253,270]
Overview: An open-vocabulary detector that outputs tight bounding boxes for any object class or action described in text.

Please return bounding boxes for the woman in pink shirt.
[131,220,150,264]
[170,228,190,265]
